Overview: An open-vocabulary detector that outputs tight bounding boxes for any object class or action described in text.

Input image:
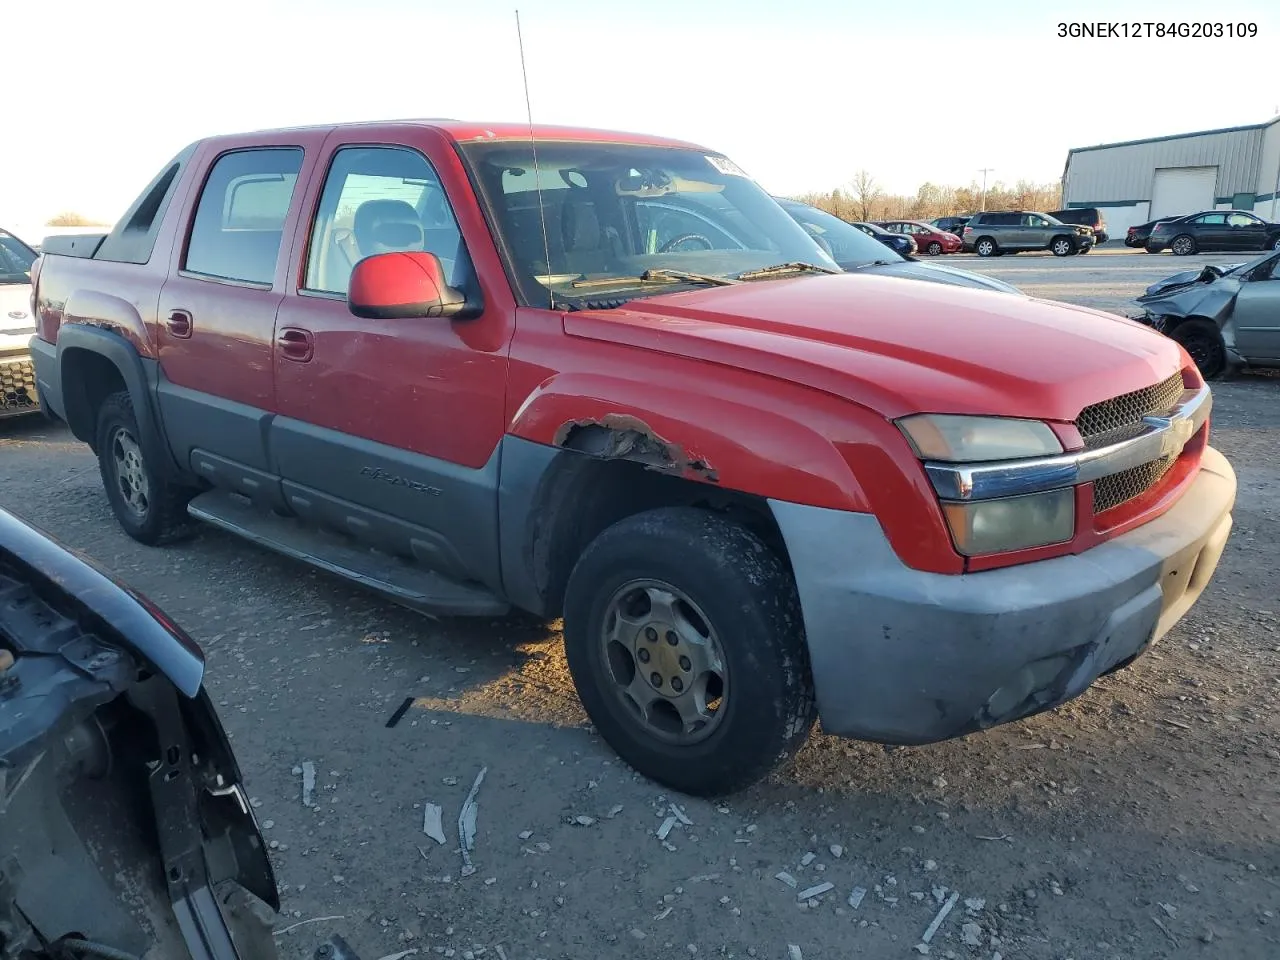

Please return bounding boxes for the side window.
[1227,213,1257,227]
[304,146,468,296]
[184,148,303,285]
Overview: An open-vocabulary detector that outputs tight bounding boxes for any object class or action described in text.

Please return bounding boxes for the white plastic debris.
[670,803,693,825]
[458,767,487,877]
[848,886,867,909]
[800,852,816,867]
[922,892,959,943]
[301,761,316,807]
[657,816,678,841]
[423,804,447,845]
[797,882,834,901]
[775,872,799,889]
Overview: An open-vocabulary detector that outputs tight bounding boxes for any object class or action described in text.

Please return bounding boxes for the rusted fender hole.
[553,414,719,483]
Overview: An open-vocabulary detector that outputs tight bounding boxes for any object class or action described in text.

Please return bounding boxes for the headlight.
[897,414,1063,462]
[941,488,1075,556]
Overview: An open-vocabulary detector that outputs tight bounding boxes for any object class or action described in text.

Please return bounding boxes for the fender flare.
[56,321,179,479]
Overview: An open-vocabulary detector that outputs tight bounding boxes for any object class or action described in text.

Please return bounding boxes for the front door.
[1226,212,1267,251]
[156,145,308,492]
[1022,214,1052,249]
[269,139,514,588]
[1232,255,1280,360]
[1189,213,1230,250]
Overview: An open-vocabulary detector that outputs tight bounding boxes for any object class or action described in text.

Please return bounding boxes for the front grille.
[1076,372,1189,513]
[1093,454,1176,513]
[0,358,38,412]
[1075,371,1184,449]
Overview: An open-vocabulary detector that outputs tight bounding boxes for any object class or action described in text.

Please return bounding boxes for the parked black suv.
[962,211,1095,257]
[930,216,971,235]
[1049,207,1108,245]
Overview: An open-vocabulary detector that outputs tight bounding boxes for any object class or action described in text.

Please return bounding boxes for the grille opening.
[0,358,38,411]
[1076,372,1185,449]
[1093,454,1176,514]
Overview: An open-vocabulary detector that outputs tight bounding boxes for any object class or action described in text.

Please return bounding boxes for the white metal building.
[1061,116,1280,237]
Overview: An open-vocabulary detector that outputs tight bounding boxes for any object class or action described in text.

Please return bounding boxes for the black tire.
[95,391,198,545]
[926,241,943,256]
[974,237,997,257]
[1170,234,1197,256]
[1169,319,1227,380]
[1270,234,1280,252]
[562,507,815,796]
[1051,235,1075,257]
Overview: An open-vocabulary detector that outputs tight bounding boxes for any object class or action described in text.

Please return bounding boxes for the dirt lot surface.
[2,252,1278,960]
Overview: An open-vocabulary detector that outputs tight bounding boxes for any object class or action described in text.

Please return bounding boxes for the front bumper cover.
[770,446,1236,744]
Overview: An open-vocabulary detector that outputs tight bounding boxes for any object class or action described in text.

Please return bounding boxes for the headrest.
[560,199,602,252]
[354,199,424,256]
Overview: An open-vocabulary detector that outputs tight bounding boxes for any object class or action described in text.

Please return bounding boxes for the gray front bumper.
[771,446,1236,744]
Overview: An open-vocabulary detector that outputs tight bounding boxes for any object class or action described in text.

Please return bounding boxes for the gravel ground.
[2,253,1278,960]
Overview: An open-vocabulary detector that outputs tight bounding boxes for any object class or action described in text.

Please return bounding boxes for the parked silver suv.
[962,211,1094,257]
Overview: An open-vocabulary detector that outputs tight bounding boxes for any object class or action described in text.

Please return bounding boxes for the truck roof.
[195,119,712,152]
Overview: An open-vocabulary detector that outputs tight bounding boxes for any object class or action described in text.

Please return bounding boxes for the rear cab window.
[183,148,304,285]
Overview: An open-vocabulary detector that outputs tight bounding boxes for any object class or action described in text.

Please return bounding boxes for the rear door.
[1232,255,1280,359]
[1188,212,1229,250]
[155,138,320,503]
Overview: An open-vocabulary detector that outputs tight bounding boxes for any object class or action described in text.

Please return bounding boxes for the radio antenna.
[515,9,554,309]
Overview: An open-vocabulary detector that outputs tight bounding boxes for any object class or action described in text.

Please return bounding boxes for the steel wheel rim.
[1173,237,1193,255]
[599,578,728,745]
[1182,331,1223,374]
[111,427,150,518]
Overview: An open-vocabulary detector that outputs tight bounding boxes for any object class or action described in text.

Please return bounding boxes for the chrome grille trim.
[925,384,1210,502]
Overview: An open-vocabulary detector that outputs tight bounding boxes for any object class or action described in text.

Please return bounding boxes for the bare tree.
[45,212,104,227]
[849,170,881,222]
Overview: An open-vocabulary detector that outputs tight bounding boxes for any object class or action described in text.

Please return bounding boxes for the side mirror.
[348,251,471,320]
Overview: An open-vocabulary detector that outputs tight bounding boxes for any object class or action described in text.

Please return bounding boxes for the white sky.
[3,0,1277,234]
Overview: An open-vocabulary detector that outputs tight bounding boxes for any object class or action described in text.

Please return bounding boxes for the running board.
[187,491,509,618]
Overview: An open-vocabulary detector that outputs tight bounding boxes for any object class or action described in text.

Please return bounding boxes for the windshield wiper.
[571,268,739,289]
[849,260,896,270]
[734,261,842,281]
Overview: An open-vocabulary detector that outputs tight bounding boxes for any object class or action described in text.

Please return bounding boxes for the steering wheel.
[659,233,714,253]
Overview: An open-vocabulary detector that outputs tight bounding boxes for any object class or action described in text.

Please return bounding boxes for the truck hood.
[0,282,35,354]
[564,272,1183,422]
[855,258,1023,295]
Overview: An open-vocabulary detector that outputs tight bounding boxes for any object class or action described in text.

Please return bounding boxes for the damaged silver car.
[1136,249,1280,379]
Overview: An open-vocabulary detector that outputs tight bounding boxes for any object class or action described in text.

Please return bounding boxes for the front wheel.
[1051,236,1075,257]
[1270,235,1280,251]
[1170,319,1228,379]
[926,241,943,256]
[95,391,198,545]
[562,508,815,796]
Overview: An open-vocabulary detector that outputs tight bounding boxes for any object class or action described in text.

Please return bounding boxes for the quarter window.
[184,148,303,285]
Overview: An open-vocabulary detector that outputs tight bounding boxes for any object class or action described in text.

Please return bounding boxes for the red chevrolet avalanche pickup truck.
[28,121,1236,796]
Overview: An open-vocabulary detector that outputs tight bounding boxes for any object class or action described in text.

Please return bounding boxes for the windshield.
[0,230,37,284]
[459,141,839,305]
[778,204,903,267]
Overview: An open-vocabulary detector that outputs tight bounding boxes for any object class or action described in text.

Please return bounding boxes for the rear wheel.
[1171,234,1197,256]
[1051,236,1075,257]
[975,237,997,257]
[1170,319,1227,379]
[562,507,815,796]
[95,392,198,545]
[926,241,943,256]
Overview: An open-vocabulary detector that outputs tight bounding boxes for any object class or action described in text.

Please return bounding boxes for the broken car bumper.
[770,446,1236,744]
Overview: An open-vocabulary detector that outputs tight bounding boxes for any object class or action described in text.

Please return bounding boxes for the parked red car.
[875,220,962,255]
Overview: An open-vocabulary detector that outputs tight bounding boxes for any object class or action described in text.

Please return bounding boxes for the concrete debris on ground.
[457,766,487,877]
[800,852,816,867]
[298,761,316,807]
[775,872,798,888]
[961,921,983,946]
[787,946,802,960]
[607,804,624,818]
[829,844,843,858]
[922,891,959,943]
[847,886,867,909]
[796,882,834,901]
[423,804,447,845]
[572,815,596,826]
[670,803,693,825]
[964,898,986,913]
[657,816,678,841]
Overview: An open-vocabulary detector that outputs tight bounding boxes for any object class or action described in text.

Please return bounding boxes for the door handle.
[166,310,193,339]
[277,327,314,363]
